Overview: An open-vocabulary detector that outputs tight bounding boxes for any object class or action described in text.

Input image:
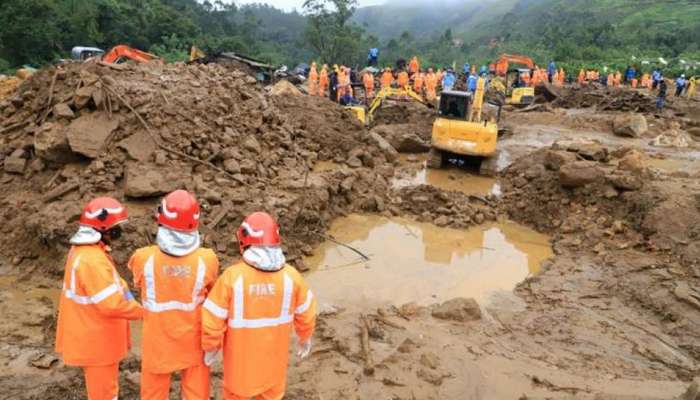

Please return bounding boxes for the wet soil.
[1,69,700,399]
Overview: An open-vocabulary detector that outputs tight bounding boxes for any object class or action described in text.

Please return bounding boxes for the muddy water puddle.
[304,214,552,310]
[394,155,501,196]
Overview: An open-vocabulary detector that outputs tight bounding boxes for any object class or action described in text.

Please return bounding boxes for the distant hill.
[353,0,700,68]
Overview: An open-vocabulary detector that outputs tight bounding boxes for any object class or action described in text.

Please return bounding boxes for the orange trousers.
[141,364,210,400]
[83,363,119,400]
[222,380,285,400]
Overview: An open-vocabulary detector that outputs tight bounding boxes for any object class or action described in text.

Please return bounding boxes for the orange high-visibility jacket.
[409,57,419,74]
[380,71,393,88]
[309,66,318,83]
[397,71,409,87]
[363,73,374,91]
[413,73,424,92]
[202,262,317,397]
[129,246,219,374]
[578,70,585,83]
[319,69,329,87]
[55,244,143,366]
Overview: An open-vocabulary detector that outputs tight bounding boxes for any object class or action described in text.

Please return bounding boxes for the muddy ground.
[1,63,700,399]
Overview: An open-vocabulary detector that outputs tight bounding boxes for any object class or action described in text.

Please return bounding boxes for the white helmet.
[681,74,686,78]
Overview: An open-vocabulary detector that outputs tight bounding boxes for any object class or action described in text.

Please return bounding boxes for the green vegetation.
[0,0,697,76]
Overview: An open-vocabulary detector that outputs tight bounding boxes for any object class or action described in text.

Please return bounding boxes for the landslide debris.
[0,61,397,269]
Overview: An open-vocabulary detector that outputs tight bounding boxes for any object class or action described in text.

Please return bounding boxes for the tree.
[302,0,364,65]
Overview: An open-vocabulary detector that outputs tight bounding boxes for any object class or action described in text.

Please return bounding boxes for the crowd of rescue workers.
[307,49,697,110]
[55,191,316,400]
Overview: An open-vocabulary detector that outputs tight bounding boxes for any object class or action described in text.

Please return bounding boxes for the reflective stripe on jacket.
[55,244,143,366]
[202,262,316,397]
[129,246,219,373]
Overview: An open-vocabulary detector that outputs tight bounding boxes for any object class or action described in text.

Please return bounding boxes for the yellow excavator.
[347,85,426,125]
[428,76,500,171]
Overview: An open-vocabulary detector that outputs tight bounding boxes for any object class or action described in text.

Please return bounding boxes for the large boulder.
[34,123,80,164]
[559,160,604,188]
[431,298,482,322]
[369,132,398,162]
[124,163,184,198]
[66,112,120,158]
[3,149,26,174]
[612,113,648,137]
[372,124,430,153]
[544,150,578,171]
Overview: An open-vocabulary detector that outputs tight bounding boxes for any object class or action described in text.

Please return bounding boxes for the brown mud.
[1,63,700,399]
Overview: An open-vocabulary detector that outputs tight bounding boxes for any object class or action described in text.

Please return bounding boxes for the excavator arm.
[102,45,161,64]
[494,54,535,76]
[367,86,426,121]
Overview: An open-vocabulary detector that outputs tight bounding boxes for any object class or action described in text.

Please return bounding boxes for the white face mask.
[156,226,200,257]
[70,226,102,245]
[243,246,286,272]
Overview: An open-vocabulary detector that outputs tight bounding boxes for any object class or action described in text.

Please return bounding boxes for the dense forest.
[1,0,698,75]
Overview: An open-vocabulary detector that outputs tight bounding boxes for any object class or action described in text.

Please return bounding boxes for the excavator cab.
[428,85,499,170]
[505,68,535,106]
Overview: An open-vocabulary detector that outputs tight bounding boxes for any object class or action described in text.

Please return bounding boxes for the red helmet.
[157,190,200,232]
[79,197,128,231]
[236,212,281,253]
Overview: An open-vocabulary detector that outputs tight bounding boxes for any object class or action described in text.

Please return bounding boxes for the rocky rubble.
[0,61,398,268]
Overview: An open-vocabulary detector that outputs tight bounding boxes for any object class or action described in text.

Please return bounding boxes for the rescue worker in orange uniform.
[614,71,622,87]
[409,56,419,75]
[129,190,220,400]
[397,69,409,88]
[308,62,318,96]
[413,70,424,95]
[578,69,586,85]
[318,65,329,97]
[362,70,375,99]
[55,197,143,400]
[380,67,394,89]
[202,212,317,400]
[336,66,347,102]
[607,73,614,87]
[425,68,437,101]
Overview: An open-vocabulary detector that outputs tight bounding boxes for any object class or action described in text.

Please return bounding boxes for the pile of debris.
[546,84,659,113]
[0,61,397,268]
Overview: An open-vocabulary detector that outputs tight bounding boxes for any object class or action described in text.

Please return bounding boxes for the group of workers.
[55,191,317,400]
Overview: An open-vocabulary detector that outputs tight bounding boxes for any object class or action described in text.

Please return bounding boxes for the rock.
[372,124,430,153]
[431,298,482,322]
[420,353,440,370]
[154,151,167,165]
[124,163,183,198]
[4,149,26,173]
[677,378,700,400]
[369,132,398,162]
[270,80,301,96]
[613,113,648,137]
[73,85,95,109]
[673,282,700,311]
[243,136,261,154]
[34,123,79,163]
[544,150,576,171]
[575,143,608,162]
[66,112,120,158]
[559,161,604,188]
[688,127,700,139]
[650,130,690,148]
[618,150,647,173]
[223,159,241,174]
[117,131,157,162]
[606,173,643,191]
[434,215,449,227]
[346,156,363,168]
[53,103,75,119]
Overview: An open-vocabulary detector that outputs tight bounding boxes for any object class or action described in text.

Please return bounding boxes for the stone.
[544,150,577,171]
[124,163,183,198]
[73,85,95,109]
[431,298,482,322]
[434,215,449,227]
[34,123,79,163]
[223,159,241,174]
[270,80,301,96]
[575,142,608,162]
[559,161,604,188]
[243,136,261,154]
[117,131,157,162]
[606,173,643,191]
[66,112,120,158]
[618,150,647,173]
[392,132,430,153]
[53,103,75,119]
[369,132,398,162]
[612,113,648,137]
[346,156,363,168]
[3,149,26,174]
